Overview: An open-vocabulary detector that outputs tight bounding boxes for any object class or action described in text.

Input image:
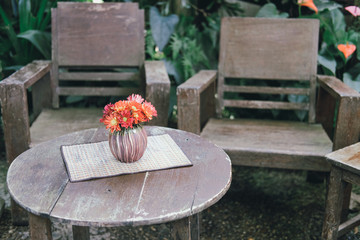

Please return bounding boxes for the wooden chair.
[0,2,170,224]
[322,142,360,239]
[177,17,360,174]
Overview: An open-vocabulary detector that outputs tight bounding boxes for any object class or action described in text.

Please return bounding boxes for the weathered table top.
[7,126,232,227]
[326,142,360,175]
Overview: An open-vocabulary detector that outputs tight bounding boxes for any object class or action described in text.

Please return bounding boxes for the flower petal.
[298,0,318,13]
[345,6,360,17]
[337,43,357,59]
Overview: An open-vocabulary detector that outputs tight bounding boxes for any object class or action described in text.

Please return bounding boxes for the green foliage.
[149,6,179,51]
[0,0,53,79]
[168,16,211,83]
[255,3,288,18]
[315,4,360,91]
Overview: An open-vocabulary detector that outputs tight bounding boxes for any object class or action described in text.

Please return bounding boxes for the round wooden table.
[7,126,232,240]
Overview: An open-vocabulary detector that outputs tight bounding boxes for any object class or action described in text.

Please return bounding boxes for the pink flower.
[127,94,144,104]
[345,6,360,17]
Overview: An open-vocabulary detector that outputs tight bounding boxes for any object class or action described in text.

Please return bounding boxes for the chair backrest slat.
[58,87,139,97]
[223,100,310,110]
[54,2,144,67]
[58,71,140,82]
[51,2,145,107]
[217,17,319,122]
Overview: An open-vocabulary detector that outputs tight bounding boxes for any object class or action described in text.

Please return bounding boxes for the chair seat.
[30,108,103,147]
[200,118,333,171]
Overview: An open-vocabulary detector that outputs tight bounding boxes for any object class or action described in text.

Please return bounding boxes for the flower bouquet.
[100,94,157,163]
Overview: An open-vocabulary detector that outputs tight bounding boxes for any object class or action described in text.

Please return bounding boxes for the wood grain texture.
[0,60,51,162]
[316,85,337,140]
[0,83,30,163]
[218,17,318,80]
[55,2,144,67]
[322,143,360,239]
[177,70,217,134]
[29,213,53,240]
[0,60,51,88]
[32,71,52,120]
[322,166,345,240]
[51,8,59,108]
[318,75,360,98]
[7,129,97,216]
[333,97,360,150]
[177,18,360,177]
[338,212,360,237]
[30,108,103,146]
[216,17,319,121]
[223,99,309,110]
[7,127,231,234]
[326,143,360,176]
[144,61,171,127]
[58,86,139,97]
[3,2,170,225]
[201,118,332,171]
[58,71,140,81]
[0,60,52,225]
[170,215,200,240]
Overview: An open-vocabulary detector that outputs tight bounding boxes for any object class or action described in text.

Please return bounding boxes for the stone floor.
[1,160,360,240]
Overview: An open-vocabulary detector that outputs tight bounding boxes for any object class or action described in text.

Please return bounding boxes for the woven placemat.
[61,134,192,182]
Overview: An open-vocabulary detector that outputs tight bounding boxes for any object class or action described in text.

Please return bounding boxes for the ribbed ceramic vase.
[108,126,148,163]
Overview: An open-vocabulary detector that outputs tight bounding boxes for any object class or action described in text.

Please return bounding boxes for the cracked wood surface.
[7,126,232,227]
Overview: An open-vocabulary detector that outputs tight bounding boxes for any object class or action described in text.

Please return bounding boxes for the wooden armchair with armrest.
[177,17,360,232]
[0,2,170,224]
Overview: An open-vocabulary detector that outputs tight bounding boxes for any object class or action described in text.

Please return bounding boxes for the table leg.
[72,225,90,240]
[171,214,200,240]
[322,167,345,240]
[28,212,52,240]
[11,199,29,225]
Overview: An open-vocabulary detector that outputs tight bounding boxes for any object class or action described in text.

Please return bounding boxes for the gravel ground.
[1,159,360,240]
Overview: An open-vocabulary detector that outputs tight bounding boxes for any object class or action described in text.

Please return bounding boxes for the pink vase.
[108,126,148,163]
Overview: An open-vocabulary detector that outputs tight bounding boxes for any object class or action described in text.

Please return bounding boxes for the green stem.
[298,5,302,18]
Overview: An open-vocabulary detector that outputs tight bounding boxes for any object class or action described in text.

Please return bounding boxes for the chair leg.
[11,199,28,226]
[322,167,345,240]
[341,183,352,222]
[171,214,200,240]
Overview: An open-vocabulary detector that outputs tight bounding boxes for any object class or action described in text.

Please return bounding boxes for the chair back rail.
[217,17,319,123]
[51,2,144,107]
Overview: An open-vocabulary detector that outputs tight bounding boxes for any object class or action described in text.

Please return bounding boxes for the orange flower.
[118,110,135,129]
[337,43,357,59]
[114,100,128,113]
[128,101,145,124]
[100,94,157,132]
[298,0,318,13]
[142,101,157,121]
[103,114,121,133]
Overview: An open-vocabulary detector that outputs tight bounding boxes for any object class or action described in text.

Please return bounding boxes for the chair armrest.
[316,75,360,150]
[177,70,217,135]
[0,60,51,163]
[144,60,170,127]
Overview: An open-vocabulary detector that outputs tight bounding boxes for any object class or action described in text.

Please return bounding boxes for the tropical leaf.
[314,0,342,12]
[149,6,179,51]
[0,4,20,53]
[256,3,289,18]
[318,53,336,75]
[17,30,51,59]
